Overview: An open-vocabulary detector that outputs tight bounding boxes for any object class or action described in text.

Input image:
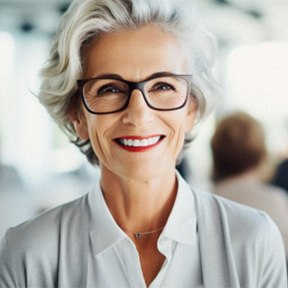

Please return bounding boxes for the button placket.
[149,237,173,287]
[122,240,147,288]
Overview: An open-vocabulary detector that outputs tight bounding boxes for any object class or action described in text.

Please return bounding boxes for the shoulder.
[193,188,281,241]
[193,188,287,286]
[0,192,92,286]
[2,192,90,257]
[194,187,262,218]
[193,188,286,262]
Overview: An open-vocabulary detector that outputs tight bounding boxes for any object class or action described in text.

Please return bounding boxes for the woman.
[0,0,287,287]
[211,111,288,260]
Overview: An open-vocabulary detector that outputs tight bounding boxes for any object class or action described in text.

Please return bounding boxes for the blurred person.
[211,111,288,260]
[0,1,287,287]
[0,163,36,239]
[271,158,288,193]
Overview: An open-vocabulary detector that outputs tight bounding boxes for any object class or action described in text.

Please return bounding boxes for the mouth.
[114,135,165,152]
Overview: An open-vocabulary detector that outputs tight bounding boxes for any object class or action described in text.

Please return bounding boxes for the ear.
[185,97,198,133]
[68,107,89,140]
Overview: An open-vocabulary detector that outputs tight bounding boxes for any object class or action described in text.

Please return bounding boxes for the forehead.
[82,24,190,79]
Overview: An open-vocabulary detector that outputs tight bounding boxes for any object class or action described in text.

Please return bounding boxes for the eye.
[153,82,175,91]
[98,85,122,95]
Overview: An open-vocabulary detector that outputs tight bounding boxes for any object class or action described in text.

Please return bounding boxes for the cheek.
[86,116,116,157]
[168,114,189,146]
[85,117,104,150]
[88,122,105,148]
[87,125,110,164]
[172,105,197,148]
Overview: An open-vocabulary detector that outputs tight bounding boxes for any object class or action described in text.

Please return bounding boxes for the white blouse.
[0,173,286,287]
[88,173,202,287]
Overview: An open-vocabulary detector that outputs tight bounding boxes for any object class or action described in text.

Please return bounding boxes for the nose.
[121,89,153,126]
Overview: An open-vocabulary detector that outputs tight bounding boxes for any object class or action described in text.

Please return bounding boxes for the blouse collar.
[88,171,197,256]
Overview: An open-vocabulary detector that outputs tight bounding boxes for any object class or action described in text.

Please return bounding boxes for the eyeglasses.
[77,73,192,114]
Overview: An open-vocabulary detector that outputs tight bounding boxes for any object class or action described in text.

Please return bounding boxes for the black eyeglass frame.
[77,73,192,115]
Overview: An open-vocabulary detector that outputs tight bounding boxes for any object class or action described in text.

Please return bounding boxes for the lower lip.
[115,138,164,152]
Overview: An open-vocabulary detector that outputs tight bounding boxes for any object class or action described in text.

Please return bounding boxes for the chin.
[121,166,175,183]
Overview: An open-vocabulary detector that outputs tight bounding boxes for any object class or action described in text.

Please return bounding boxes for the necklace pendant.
[135,233,142,239]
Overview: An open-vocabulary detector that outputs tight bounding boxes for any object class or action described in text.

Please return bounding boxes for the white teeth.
[120,136,161,147]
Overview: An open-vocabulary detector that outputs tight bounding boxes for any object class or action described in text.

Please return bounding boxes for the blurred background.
[0,0,288,236]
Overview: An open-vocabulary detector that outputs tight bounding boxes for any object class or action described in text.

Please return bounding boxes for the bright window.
[224,42,288,154]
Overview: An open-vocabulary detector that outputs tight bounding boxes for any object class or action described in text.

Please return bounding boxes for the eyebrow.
[88,71,180,82]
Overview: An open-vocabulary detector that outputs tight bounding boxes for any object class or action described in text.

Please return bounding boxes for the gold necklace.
[125,226,165,239]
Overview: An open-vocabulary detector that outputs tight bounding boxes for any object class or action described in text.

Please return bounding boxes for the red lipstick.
[114,135,164,152]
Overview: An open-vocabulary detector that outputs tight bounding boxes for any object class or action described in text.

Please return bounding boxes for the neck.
[100,166,178,233]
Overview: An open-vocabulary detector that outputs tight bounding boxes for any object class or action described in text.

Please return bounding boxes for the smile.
[114,135,165,151]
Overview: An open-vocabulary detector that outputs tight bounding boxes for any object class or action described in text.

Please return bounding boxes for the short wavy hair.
[37,0,220,165]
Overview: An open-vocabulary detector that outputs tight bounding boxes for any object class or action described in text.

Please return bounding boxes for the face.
[73,24,198,181]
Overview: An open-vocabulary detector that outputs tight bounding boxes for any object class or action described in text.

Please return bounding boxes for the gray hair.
[37,0,220,165]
